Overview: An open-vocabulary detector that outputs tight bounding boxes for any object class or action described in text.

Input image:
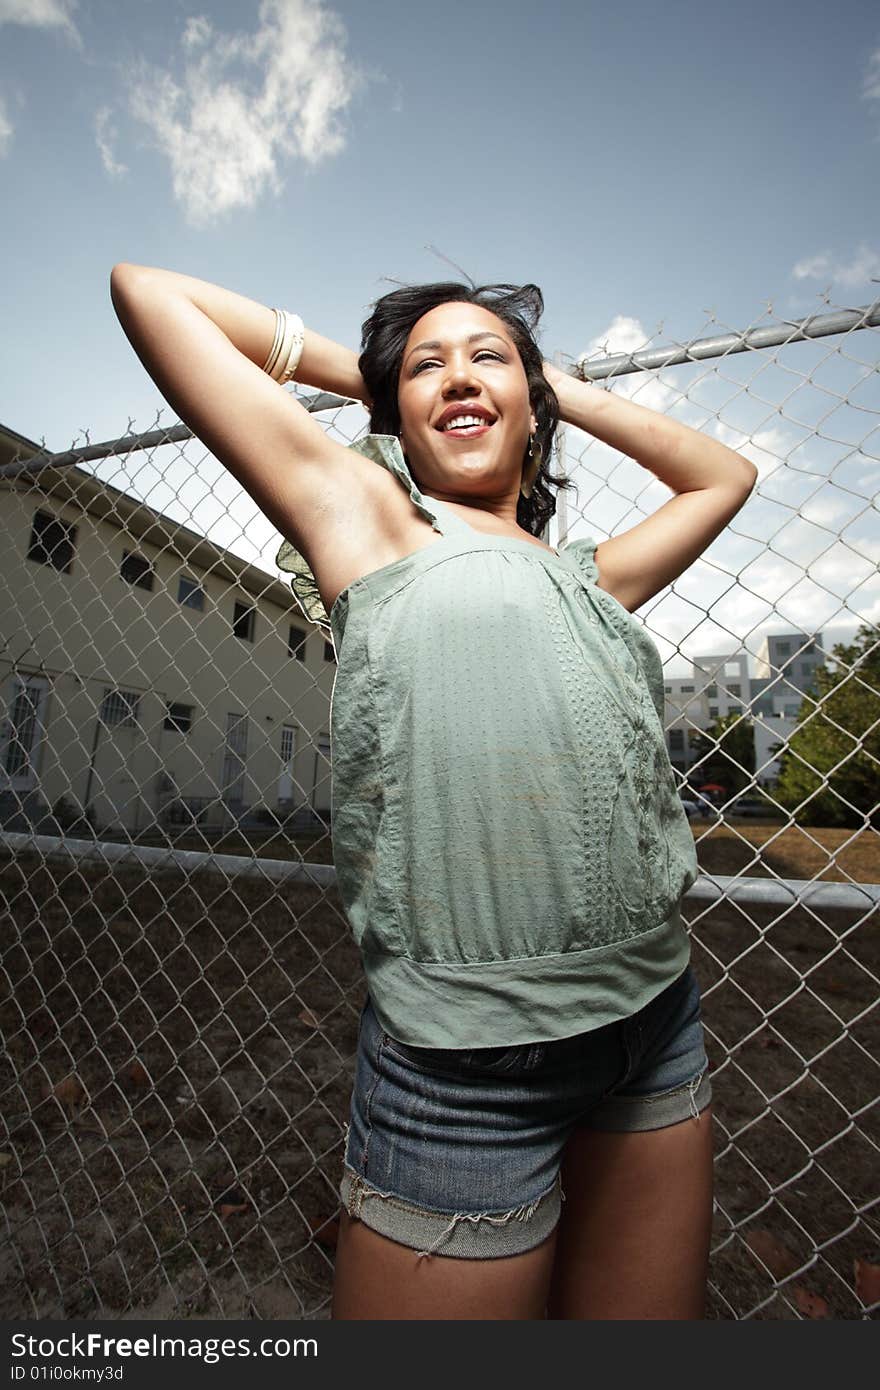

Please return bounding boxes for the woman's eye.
[413,351,503,375]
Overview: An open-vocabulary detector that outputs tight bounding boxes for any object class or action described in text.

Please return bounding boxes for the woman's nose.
[441,358,480,394]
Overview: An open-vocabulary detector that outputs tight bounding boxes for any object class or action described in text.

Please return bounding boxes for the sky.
[1,0,878,672]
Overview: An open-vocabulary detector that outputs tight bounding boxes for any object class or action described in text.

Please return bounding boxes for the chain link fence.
[1,295,878,1319]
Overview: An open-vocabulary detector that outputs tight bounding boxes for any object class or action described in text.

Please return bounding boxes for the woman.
[110,264,757,1319]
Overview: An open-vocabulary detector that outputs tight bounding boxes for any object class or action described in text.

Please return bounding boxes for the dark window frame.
[27,510,77,574]
[232,601,256,642]
[288,624,307,660]
[121,549,155,592]
[164,701,194,734]
[177,576,205,611]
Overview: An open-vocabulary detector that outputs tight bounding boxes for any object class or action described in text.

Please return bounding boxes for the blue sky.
[2,0,878,669]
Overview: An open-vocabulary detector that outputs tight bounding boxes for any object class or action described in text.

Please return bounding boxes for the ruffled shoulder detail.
[351,434,444,532]
[559,535,599,585]
[275,435,443,635]
[275,537,331,634]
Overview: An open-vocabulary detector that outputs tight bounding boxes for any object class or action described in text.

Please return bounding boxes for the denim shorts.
[339,964,712,1260]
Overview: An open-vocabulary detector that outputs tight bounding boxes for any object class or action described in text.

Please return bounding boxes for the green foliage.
[773,625,879,828]
[688,709,755,796]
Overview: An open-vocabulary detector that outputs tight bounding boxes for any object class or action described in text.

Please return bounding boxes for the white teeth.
[442,415,489,430]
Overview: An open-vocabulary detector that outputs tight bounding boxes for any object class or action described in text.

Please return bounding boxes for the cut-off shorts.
[339,964,712,1261]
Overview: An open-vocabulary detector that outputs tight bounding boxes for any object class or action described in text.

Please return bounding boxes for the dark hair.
[357,281,576,538]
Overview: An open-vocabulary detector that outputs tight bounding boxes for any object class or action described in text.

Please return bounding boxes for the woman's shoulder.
[559,535,600,584]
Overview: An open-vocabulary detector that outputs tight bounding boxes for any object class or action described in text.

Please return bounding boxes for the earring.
[521,435,541,499]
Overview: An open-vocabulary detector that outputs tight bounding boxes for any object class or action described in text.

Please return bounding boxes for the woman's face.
[396,301,536,506]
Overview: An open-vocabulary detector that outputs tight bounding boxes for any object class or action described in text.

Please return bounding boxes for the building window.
[679,684,694,694]
[663,684,672,694]
[100,688,140,727]
[669,729,685,751]
[121,550,154,591]
[323,639,336,663]
[728,683,741,697]
[706,685,717,698]
[784,702,800,718]
[164,701,194,734]
[3,677,46,778]
[708,705,719,718]
[222,712,249,804]
[27,510,77,573]
[233,601,255,642]
[288,625,306,660]
[178,576,205,611]
[776,641,791,658]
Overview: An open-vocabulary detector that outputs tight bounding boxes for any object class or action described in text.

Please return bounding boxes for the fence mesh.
[1,295,878,1319]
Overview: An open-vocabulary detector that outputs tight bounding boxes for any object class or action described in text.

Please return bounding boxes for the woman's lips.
[439,423,492,439]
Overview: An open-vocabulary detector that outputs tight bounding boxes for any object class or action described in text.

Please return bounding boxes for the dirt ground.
[0,823,877,1321]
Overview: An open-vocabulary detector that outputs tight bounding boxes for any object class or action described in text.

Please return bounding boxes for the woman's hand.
[541,359,568,394]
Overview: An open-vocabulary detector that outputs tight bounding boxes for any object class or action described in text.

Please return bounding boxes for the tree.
[688,710,755,797]
[772,625,879,828]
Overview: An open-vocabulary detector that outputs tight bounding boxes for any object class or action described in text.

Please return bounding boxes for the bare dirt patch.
[0,834,876,1320]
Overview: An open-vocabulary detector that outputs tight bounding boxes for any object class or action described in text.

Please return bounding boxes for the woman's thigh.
[546,1107,714,1319]
[332,1209,558,1320]
[548,965,714,1319]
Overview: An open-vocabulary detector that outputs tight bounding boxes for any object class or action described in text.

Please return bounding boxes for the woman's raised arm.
[543,361,758,614]
[109,262,370,547]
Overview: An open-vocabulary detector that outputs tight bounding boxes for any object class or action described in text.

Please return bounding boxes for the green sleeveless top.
[276,435,698,1048]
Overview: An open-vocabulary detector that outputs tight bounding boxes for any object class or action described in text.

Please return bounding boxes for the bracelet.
[262,308,305,384]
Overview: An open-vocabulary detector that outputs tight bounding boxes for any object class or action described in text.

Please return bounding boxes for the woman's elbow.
[110,262,153,297]
[731,454,759,493]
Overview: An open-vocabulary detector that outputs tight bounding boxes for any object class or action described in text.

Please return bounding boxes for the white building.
[663,633,826,787]
[1,423,336,837]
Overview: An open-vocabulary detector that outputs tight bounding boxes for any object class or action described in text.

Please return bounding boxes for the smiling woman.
[358,281,570,539]
[110,261,755,1322]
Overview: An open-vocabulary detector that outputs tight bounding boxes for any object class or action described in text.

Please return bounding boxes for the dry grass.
[0,829,877,1320]
[691,818,879,885]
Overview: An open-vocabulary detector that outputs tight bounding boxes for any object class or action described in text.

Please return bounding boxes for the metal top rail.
[575,299,880,381]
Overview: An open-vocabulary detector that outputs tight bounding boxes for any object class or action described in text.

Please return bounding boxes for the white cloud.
[0,0,81,48]
[792,252,830,281]
[0,93,12,156]
[862,45,880,101]
[94,105,127,178]
[579,313,650,362]
[123,0,364,226]
[182,15,213,50]
[791,244,880,288]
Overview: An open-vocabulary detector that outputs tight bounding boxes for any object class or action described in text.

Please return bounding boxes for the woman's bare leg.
[331,1210,558,1320]
[546,1106,714,1319]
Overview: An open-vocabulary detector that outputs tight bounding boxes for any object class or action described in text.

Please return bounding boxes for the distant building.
[663,633,826,787]
[1,423,335,836]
